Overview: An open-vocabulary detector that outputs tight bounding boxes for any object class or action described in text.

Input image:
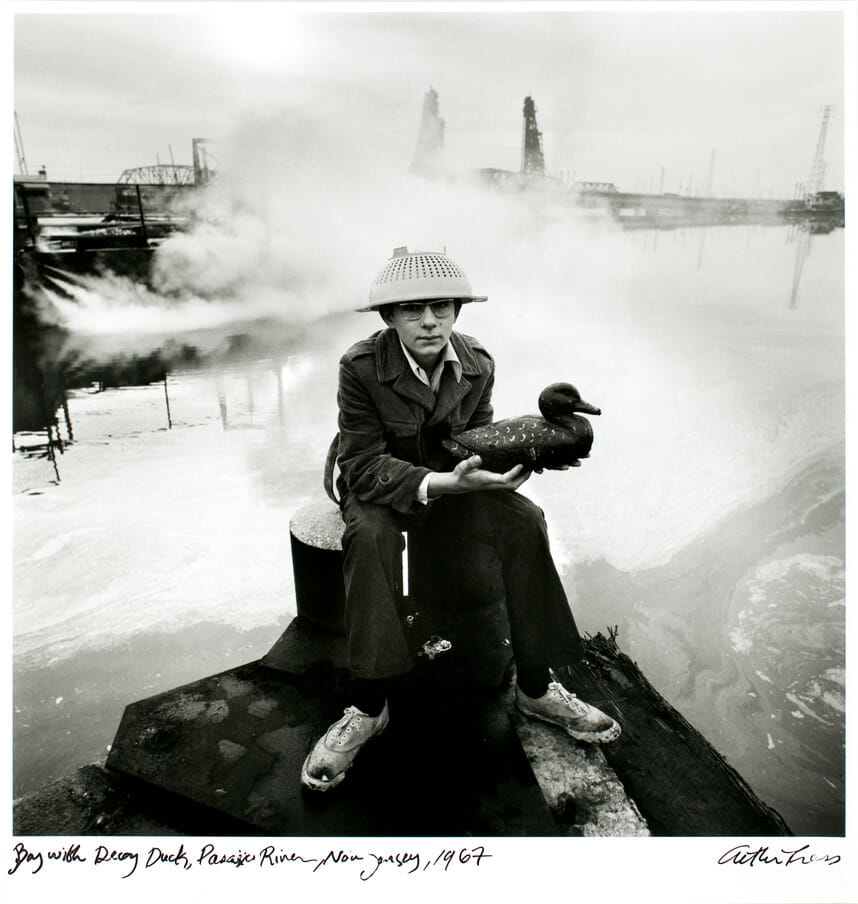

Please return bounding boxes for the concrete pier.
[13,499,788,837]
[14,648,647,837]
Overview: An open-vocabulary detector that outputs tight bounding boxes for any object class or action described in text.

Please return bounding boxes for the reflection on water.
[13,222,844,835]
[572,453,843,836]
[788,224,813,309]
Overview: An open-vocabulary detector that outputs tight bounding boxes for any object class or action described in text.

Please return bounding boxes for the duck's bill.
[576,401,602,416]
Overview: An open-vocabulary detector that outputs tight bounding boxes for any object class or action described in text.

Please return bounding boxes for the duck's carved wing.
[452,416,543,452]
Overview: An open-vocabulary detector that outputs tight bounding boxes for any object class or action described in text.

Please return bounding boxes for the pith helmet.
[357,246,488,312]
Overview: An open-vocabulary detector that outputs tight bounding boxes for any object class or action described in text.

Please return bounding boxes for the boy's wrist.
[427,471,455,498]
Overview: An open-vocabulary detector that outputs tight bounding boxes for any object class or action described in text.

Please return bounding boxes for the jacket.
[336,327,495,513]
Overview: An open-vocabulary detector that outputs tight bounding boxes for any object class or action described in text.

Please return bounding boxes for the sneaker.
[515,676,621,743]
[301,702,390,791]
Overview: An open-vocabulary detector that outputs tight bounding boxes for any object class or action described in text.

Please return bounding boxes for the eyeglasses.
[396,300,456,321]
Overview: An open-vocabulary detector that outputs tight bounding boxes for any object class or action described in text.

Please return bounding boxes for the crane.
[14,111,28,175]
[804,105,832,200]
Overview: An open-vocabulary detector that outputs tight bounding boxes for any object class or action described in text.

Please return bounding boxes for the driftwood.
[562,630,792,836]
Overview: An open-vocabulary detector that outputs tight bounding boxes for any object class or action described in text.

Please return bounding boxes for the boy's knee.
[342,500,405,550]
[483,491,546,528]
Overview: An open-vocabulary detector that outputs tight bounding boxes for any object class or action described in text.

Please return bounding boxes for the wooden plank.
[561,633,792,836]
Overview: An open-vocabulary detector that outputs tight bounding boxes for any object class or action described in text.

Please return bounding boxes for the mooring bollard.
[279,497,513,686]
[289,498,348,634]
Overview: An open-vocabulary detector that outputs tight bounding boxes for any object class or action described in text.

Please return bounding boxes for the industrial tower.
[192,138,214,186]
[410,87,445,176]
[521,96,545,176]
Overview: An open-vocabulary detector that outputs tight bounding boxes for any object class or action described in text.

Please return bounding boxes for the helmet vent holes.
[373,252,468,284]
[365,249,484,308]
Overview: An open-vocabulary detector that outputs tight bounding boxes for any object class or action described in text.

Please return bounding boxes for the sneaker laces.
[331,706,366,748]
[546,679,589,718]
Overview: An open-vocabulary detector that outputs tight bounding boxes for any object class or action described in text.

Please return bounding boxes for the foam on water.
[13,374,314,664]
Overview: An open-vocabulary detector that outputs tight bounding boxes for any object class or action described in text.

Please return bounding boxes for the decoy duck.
[442,383,601,472]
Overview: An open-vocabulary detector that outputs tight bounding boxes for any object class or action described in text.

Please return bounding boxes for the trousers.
[340,490,585,680]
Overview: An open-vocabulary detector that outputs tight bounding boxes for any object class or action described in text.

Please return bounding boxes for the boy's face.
[383,301,458,370]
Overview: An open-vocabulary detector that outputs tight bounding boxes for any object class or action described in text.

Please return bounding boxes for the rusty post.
[164,373,172,429]
[135,184,148,244]
[62,392,74,442]
[45,423,60,482]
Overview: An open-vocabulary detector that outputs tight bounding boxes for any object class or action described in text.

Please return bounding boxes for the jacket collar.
[375,328,478,417]
[375,328,480,383]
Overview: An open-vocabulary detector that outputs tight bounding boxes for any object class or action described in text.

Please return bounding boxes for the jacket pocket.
[384,419,421,464]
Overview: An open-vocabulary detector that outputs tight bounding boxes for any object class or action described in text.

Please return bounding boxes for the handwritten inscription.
[147,844,192,872]
[718,844,841,868]
[9,843,86,875]
[9,842,491,881]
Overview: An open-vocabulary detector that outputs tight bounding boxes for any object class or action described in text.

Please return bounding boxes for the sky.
[10,1,852,199]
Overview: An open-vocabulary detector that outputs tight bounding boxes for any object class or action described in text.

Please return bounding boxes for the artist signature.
[718,843,841,868]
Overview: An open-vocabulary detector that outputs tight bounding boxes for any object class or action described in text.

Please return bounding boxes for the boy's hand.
[427,455,532,497]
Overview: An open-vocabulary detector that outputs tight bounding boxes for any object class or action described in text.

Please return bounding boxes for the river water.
[12,218,844,836]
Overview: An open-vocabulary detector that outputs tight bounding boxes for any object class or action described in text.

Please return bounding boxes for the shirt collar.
[398,338,462,393]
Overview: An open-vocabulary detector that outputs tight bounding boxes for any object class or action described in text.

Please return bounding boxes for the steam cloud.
[32,98,622,373]
[18,93,844,576]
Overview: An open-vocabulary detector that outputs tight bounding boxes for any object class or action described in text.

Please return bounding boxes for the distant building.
[410,87,445,176]
[808,190,845,212]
